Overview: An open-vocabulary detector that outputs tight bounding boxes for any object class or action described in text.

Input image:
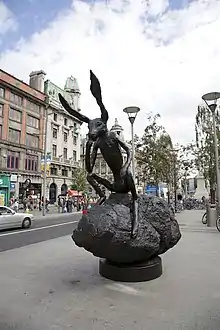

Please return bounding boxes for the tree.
[71,168,87,194]
[135,112,174,188]
[194,105,220,202]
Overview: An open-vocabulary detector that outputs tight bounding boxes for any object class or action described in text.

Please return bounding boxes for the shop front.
[0,174,10,206]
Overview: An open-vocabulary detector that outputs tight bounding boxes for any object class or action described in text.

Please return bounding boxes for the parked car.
[0,206,34,231]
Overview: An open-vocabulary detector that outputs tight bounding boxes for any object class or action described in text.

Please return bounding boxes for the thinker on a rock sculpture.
[59,71,138,238]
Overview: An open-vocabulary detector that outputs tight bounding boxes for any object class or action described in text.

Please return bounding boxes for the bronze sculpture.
[58,70,138,237]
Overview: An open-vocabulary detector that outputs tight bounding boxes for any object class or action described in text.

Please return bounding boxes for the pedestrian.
[13,199,19,213]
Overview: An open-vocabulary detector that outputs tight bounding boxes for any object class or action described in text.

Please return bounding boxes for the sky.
[0,0,220,145]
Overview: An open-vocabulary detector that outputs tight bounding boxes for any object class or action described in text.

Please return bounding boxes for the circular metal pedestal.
[99,256,162,282]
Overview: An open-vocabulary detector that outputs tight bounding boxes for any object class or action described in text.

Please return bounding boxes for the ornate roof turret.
[64,76,80,94]
[110,118,124,139]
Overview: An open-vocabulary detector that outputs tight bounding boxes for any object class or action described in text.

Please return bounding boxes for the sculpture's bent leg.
[87,173,106,205]
[91,173,114,203]
[126,170,139,238]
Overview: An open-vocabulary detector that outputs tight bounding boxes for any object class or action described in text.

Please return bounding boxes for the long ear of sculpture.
[90,70,109,124]
[58,93,90,124]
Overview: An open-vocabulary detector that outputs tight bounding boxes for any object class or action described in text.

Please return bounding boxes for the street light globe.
[202,92,220,113]
[123,106,140,114]
[123,106,140,124]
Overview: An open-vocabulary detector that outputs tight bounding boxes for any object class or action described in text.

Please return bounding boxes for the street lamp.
[123,106,140,179]
[202,92,220,209]
[42,101,53,216]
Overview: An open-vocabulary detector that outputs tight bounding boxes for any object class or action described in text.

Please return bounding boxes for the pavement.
[1,210,220,329]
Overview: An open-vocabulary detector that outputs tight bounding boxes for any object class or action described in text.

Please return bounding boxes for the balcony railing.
[51,156,79,167]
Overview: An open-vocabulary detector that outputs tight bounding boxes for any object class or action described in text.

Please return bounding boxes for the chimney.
[29,70,46,92]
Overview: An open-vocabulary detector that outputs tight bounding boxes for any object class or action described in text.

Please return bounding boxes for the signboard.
[0,194,5,206]
[10,183,16,190]
[10,174,18,182]
[41,153,51,176]
[0,179,3,186]
[146,184,158,193]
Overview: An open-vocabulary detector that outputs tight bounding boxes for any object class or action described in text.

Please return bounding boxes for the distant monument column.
[194,172,209,199]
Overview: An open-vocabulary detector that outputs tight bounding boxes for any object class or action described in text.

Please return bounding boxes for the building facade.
[0,69,46,204]
[29,73,82,203]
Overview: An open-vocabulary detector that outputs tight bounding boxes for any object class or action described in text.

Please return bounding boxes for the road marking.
[0,220,78,237]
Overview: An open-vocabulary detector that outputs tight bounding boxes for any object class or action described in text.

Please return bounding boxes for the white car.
[0,206,34,231]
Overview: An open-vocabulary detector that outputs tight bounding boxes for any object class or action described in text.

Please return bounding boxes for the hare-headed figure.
[58,70,138,237]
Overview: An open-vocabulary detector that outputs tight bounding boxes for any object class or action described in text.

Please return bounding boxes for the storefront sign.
[10,183,16,190]
[10,174,18,182]
[0,179,3,186]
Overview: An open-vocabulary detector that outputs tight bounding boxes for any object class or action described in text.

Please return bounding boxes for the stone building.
[0,69,46,203]
[28,71,82,203]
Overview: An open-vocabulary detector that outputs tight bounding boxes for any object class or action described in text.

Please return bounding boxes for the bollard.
[206,203,217,227]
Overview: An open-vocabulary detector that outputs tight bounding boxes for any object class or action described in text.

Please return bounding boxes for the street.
[1,210,220,330]
[0,212,81,252]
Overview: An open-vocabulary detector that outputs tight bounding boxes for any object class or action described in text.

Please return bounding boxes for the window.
[8,128,21,143]
[50,167,57,175]
[26,100,40,113]
[26,133,39,148]
[53,128,57,139]
[10,92,23,106]
[63,148,67,160]
[9,108,22,122]
[62,169,68,177]
[0,207,12,215]
[73,150,77,161]
[64,132,68,142]
[0,104,2,116]
[52,144,57,157]
[25,154,38,172]
[27,115,39,129]
[53,113,57,121]
[0,88,5,98]
[7,151,19,169]
[73,136,77,145]
[64,118,68,126]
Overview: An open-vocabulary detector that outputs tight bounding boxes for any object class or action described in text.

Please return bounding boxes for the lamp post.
[202,92,220,211]
[123,106,140,180]
[42,100,53,216]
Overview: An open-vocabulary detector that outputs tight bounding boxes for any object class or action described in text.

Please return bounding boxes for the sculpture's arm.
[85,140,99,174]
[117,135,132,170]
[90,142,99,172]
[85,140,93,173]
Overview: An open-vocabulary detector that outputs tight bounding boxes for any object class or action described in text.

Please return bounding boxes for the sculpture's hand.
[120,167,127,178]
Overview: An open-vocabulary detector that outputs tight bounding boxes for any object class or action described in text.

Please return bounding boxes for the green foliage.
[194,105,220,190]
[136,113,174,185]
[135,112,195,189]
[71,168,87,193]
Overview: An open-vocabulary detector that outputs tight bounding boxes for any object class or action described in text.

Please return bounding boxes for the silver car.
[0,206,34,230]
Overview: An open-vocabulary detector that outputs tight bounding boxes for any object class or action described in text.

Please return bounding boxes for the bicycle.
[202,212,207,224]
[216,213,220,232]
[201,207,220,231]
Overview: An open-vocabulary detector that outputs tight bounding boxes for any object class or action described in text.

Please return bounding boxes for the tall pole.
[42,106,49,216]
[131,121,135,179]
[212,111,220,208]
[173,155,177,212]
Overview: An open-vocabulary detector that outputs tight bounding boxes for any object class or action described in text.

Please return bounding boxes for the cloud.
[0,1,18,35]
[1,0,220,145]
